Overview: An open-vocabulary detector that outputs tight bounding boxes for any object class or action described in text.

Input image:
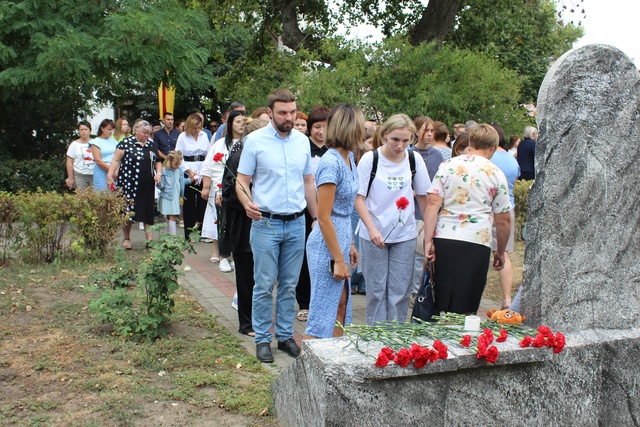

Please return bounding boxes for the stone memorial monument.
[272,44,640,426]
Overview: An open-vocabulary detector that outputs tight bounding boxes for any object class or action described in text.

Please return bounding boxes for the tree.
[0,0,217,159]
[448,0,583,102]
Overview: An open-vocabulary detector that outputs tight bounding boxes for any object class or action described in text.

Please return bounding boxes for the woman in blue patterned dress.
[304,104,365,339]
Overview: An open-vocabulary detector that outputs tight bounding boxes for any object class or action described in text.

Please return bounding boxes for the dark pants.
[218,204,232,258]
[234,251,254,335]
[183,182,207,240]
[518,171,535,180]
[295,209,313,311]
[433,238,490,314]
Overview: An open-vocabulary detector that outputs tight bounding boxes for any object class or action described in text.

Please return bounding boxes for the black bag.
[411,261,437,323]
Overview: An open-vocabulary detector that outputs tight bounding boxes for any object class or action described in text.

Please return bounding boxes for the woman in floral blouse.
[423,124,512,314]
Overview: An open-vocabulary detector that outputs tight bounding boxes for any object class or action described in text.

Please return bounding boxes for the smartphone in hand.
[328,260,335,274]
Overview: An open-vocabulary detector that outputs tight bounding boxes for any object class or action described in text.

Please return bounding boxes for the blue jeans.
[250,215,305,344]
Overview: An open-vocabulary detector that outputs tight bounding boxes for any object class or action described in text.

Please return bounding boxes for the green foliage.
[0,159,65,193]
[90,231,195,341]
[297,39,374,112]
[3,189,133,264]
[15,191,73,263]
[217,44,307,110]
[91,254,136,289]
[0,0,219,159]
[449,0,583,102]
[68,189,131,257]
[298,37,527,127]
[513,179,534,240]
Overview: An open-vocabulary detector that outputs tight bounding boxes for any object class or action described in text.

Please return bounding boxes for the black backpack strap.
[366,149,379,198]
[408,150,416,189]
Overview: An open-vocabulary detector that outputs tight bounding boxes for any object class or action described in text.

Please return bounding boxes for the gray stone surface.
[524,44,640,331]
[272,44,640,426]
[273,329,640,426]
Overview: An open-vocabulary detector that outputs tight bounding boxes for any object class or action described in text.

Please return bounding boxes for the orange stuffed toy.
[486,309,526,325]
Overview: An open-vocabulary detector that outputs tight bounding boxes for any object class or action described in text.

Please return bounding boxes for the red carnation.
[394,348,412,368]
[375,353,390,368]
[477,339,488,358]
[532,334,546,348]
[217,183,222,188]
[396,196,410,210]
[427,348,440,363]
[410,344,423,360]
[380,346,395,360]
[433,340,448,360]
[482,328,494,343]
[213,152,224,162]
[537,325,553,338]
[497,328,508,343]
[484,346,499,364]
[413,347,431,368]
[413,358,428,369]
[460,335,471,347]
[519,335,533,348]
[553,332,566,354]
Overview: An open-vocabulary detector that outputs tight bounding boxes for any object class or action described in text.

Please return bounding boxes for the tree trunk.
[280,2,315,51]
[408,0,463,46]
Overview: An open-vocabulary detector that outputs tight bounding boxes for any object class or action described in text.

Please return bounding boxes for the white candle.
[464,315,481,331]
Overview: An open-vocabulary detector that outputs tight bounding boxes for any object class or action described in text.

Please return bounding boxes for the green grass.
[0,258,276,426]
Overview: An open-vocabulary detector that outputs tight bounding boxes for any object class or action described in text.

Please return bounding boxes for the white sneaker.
[231,293,238,310]
[229,261,235,270]
[220,258,232,273]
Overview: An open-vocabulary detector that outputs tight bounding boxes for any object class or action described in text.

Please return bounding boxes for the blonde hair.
[251,107,270,119]
[114,117,130,140]
[325,104,365,151]
[163,150,183,169]
[372,114,416,149]
[469,124,499,150]
[184,113,202,136]
[242,117,268,138]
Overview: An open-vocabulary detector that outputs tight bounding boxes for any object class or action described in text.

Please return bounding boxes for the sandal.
[122,239,132,250]
[297,311,309,322]
[210,256,220,263]
[502,300,512,310]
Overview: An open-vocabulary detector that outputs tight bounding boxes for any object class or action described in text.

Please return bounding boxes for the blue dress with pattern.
[305,149,358,338]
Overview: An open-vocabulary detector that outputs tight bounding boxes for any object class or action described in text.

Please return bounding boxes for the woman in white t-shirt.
[423,124,512,314]
[355,114,431,324]
[65,121,95,191]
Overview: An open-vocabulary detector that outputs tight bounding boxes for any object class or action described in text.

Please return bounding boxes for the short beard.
[274,120,292,134]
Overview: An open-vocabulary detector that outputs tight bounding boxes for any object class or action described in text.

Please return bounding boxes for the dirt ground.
[0,271,273,427]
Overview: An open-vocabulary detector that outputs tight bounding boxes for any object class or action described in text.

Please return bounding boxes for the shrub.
[90,230,195,341]
[0,159,65,193]
[69,188,131,257]
[15,191,73,263]
[513,179,534,240]
[0,192,20,265]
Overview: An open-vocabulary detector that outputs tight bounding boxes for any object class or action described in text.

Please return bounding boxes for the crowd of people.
[65,88,538,363]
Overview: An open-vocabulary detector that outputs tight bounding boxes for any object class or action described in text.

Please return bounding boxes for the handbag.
[411,260,437,323]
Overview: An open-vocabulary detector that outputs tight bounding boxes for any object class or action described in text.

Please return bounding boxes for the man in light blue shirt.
[236,89,318,363]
